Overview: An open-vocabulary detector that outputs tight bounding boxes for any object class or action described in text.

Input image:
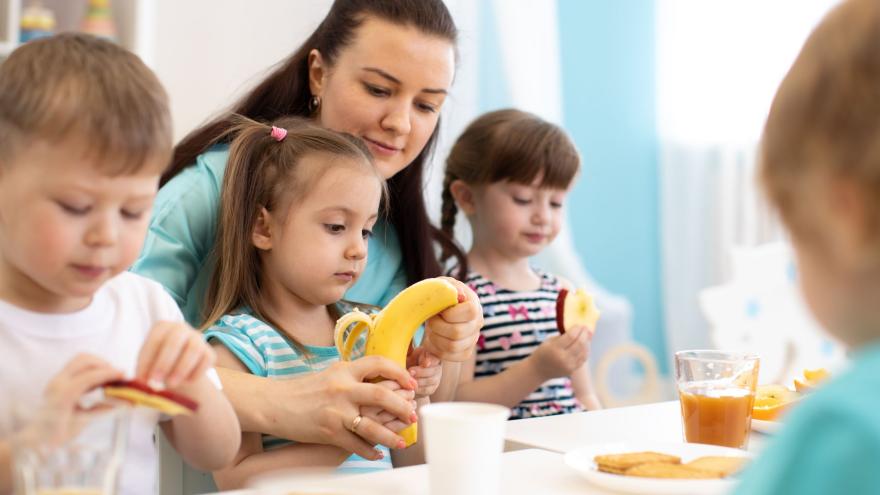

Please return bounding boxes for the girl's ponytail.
[201,115,378,332]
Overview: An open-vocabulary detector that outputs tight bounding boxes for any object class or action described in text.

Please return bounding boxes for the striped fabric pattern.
[205,309,392,474]
[465,269,584,420]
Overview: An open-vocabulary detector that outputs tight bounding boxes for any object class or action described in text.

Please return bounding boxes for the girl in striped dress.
[198,116,441,489]
[441,109,602,419]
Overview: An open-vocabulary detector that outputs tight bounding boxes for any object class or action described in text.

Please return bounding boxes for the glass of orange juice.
[9,405,129,495]
[674,350,759,449]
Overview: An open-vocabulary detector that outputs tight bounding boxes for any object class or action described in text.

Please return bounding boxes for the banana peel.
[334,278,461,446]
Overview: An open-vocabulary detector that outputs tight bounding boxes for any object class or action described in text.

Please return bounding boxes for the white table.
[249,449,615,495]
[214,401,769,494]
[505,400,766,454]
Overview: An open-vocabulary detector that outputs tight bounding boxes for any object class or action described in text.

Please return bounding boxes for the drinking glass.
[10,405,129,495]
[674,350,759,449]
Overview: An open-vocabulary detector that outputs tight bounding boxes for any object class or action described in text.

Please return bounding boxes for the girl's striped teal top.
[204,307,392,473]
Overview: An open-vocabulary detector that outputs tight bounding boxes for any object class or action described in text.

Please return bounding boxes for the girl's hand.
[406,347,442,399]
[422,277,483,362]
[136,321,215,389]
[528,325,592,381]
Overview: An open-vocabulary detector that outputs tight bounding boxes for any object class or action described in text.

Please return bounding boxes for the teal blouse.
[131,144,408,325]
[734,342,880,494]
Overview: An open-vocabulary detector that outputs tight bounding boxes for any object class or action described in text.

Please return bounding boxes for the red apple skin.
[103,379,198,412]
[555,288,569,334]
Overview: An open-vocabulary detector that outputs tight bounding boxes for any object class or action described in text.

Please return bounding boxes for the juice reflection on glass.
[674,351,759,449]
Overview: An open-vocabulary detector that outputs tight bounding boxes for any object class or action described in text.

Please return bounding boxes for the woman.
[132,0,481,461]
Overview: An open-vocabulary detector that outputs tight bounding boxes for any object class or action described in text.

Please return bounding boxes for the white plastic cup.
[420,402,509,495]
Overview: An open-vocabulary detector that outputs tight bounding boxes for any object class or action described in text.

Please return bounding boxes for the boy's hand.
[406,347,442,399]
[27,354,124,445]
[45,354,124,411]
[528,326,591,381]
[136,321,215,389]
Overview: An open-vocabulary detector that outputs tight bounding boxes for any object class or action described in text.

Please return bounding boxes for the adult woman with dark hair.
[132,0,481,461]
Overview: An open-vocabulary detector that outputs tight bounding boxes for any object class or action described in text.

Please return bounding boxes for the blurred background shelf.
[0,0,150,61]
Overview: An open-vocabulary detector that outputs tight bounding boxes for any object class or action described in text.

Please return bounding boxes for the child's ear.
[826,176,873,269]
[449,179,477,215]
[252,207,274,251]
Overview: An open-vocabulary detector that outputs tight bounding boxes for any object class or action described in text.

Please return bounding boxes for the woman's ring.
[349,414,363,433]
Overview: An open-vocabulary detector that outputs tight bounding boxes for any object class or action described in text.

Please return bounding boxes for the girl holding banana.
[198,117,441,489]
[132,0,483,468]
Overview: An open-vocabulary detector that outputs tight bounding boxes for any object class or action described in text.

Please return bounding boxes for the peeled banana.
[334,277,461,446]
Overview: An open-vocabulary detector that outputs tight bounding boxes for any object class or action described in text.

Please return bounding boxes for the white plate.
[751,418,781,434]
[564,441,751,495]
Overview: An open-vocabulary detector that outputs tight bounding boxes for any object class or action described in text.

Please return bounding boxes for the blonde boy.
[0,34,240,495]
[735,0,880,493]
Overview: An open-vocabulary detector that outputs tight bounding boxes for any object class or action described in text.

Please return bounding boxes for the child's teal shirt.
[130,144,408,325]
[204,308,392,474]
[734,342,880,494]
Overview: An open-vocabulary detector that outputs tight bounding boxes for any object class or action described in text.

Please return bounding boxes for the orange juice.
[679,385,754,448]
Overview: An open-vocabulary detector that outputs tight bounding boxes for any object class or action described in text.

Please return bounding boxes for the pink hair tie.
[270,126,287,142]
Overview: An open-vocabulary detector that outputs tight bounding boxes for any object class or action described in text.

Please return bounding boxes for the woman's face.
[309,16,455,179]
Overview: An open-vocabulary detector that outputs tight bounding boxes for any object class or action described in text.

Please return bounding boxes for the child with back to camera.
[200,116,441,489]
[734,0,880,493]
[440,108,602,419]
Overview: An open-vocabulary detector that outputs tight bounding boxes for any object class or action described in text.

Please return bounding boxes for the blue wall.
[477,1,667,369]
[557,1,665,368]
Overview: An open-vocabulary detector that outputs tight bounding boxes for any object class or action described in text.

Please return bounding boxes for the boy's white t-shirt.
[0,272,186,495]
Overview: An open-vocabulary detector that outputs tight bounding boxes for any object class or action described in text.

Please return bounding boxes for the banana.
[334,277,461,446]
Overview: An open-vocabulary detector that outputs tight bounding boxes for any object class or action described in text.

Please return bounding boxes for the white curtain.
[656,0,838,356]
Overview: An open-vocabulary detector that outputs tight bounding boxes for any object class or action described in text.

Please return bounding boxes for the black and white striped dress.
[464,269,584,420]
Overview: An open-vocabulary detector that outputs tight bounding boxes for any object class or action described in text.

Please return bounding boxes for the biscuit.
[594,451,681,473]
[685,456,748,477]
[624,462,722,479]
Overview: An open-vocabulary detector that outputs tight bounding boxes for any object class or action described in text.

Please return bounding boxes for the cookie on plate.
[685,456,748,477]
[625,462,722,479]
[594,452,681,475]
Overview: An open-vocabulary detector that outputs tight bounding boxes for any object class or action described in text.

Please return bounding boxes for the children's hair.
[0,33,171,174]
[201,116,382,333]
[163,0,465,284]
[761,0,880,245]
[440,108,581,270]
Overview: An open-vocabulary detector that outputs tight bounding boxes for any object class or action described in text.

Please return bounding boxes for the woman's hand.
[304,357,420,458]
[221,355,419,460]
[421,277,483,362]
[359,380,417,450]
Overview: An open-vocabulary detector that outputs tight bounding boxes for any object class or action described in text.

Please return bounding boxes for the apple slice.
[103,379,198,416]
[555,288,600,335]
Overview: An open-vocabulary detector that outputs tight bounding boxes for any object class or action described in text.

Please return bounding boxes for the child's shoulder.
[105,272,182,322]
[803,345,880,419]
[776,345,880,442]
[736,349,880,494]
[458,266,563,296]
[206,310,271,335]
